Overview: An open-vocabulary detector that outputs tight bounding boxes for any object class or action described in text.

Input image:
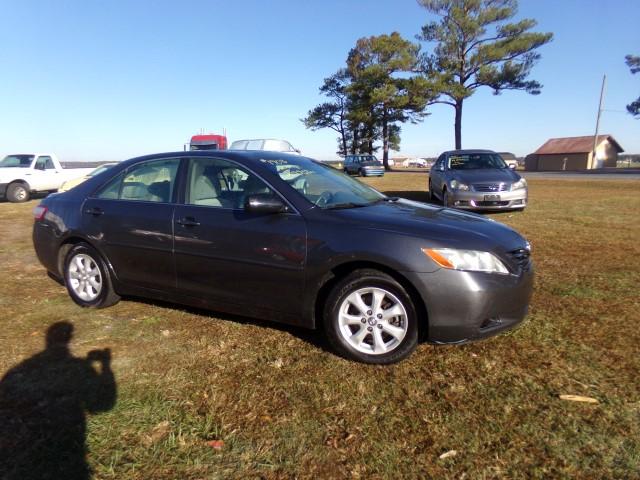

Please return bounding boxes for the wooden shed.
[526,135,624,171]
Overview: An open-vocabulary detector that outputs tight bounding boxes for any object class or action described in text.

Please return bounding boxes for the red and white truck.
[0,153,94,202]
[188,134,228,151]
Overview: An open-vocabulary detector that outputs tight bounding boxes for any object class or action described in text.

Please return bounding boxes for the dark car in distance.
[429,150,528,211]
[343,154,385,177]
[33,151,533,364]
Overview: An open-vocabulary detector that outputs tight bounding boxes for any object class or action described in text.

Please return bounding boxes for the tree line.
[303,0,555,169]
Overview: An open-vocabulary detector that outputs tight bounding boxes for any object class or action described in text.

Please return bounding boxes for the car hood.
[330,198,527,253]
[450,168,520,184]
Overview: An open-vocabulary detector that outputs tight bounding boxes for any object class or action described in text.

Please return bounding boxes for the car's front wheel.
[6,182,30,203]
[324,269,418,364]
[64,243,120,308]
[443,188,451,207]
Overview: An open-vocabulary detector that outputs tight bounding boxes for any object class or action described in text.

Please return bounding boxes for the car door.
[344,156,352,173]
[173,156,307,318]
[349,156,360,174]
[431,154,446,198]
[81,157,181,291]
[31,156,59,191]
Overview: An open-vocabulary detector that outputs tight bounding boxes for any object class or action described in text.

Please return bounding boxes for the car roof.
[442,149,497,155]
[230,138,291,143]
[115,150,309,169]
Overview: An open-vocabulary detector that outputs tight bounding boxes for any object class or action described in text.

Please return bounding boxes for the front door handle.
[84,207,104,216]
[177,217,200,227]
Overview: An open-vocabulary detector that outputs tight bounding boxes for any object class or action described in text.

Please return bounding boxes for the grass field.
[1,173,639,479]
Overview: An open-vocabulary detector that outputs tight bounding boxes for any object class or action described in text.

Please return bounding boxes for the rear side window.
[96,158,180,203]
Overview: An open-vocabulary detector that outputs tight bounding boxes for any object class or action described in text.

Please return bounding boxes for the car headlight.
[511,178,527,190]
[422,248,509,274]
[450,180,469,191]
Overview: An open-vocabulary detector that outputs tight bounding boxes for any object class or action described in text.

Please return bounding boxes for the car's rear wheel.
[324,269,418,364]
[64,243,120,308]
[358,169,365,177]
[427,180,433,201]
[6,182,30,203]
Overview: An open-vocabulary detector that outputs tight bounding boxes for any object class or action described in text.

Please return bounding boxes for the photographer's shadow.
[0,322,116,480]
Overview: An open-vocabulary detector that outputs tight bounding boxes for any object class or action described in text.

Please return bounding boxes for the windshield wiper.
[371,196,399,204]
[325,202,369,210]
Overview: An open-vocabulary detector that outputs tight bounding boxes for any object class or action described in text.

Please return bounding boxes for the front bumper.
[449,188,527,210]
[362,168,385,176]
[403,262,534,344]
[0,183,7,198]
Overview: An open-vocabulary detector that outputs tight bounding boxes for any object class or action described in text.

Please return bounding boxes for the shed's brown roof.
[534,135,624,155]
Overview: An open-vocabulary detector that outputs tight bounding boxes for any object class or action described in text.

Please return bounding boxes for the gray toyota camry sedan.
[429,150,528,211]
[33,151,533,364]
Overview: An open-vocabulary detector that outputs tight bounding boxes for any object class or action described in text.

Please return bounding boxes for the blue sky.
[1,0,638,161]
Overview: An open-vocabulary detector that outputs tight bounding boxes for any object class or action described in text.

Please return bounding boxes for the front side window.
[35,156,54,170]
[186,157,274,209]
[96,158,179,202]
[259,157,385,209]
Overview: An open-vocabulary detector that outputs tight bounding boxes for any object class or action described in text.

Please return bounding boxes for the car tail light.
[33,205,48,221]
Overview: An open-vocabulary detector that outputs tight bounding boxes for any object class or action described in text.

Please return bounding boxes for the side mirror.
[437,165,445,172]
[244,193,288,214]
[509,164,516,170]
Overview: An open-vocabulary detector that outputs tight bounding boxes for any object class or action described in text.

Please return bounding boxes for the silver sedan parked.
[428,150,527,211]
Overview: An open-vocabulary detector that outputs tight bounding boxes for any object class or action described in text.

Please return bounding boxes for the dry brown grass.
[0,174,639,479]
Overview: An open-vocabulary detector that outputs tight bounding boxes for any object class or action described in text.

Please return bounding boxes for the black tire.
[343,168,349,175]
[323,269,419,364]
[358,169,365,177]
[427,180,433,202]
[63,243,120,308]
[442,188,450,207]
[6,182,30,203]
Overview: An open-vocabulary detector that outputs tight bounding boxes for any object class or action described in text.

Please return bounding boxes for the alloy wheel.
[337,287,408,354]
[67,253,103,301]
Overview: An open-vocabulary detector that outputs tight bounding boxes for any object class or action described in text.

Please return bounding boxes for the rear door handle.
[84,207,104,216]
[177,217,200,227]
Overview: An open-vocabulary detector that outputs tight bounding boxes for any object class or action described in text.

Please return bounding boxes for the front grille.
[475,201,510,207]
[507,248,531,270]
[473,183,509,192]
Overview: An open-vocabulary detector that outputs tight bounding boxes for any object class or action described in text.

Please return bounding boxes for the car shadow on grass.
[133,297,338,354]
[0,322,116,480]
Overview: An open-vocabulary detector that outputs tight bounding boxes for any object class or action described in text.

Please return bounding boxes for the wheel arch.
[313,260,429,339]
[57,236,114,280]
[8,179,30,190]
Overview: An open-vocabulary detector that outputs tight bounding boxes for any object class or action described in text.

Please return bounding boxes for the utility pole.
[591,75,606,169]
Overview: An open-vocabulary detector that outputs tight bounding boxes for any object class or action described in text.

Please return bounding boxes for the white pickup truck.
[0,153,94,203]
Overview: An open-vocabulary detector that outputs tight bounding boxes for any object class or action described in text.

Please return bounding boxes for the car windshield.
[88,164,115,177]
[259,157,385,209]
[359,155,380,164]
[0,155,34,168]
[448,153,507,170]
